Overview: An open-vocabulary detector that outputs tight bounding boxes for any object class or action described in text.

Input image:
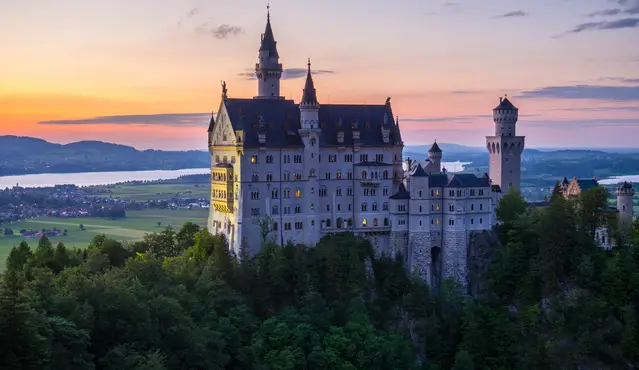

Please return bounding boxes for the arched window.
[326,219,332,227]
[384,218,389,226]
[284,188,291,198]
[272,205,279,215]
[373,218,378,227]
[310,138,316,146]
[252,173,259,182]
[361,170,367,179]
[309,168,316,177]
[362,218,368,227]
[383,170,389,179]
[295,188,301,198]
[336,218,343,228]
[271,189,278,199]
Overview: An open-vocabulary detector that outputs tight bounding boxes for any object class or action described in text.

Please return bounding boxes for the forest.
[1,185,638,369]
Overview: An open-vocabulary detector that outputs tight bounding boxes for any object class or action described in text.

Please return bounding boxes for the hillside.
[0,136,209,176]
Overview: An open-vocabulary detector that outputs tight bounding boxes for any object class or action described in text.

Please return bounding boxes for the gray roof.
[301,63,318,105]
[620,181,633,189]
[494,96,517,111]
[429,141,442,153]
[390,183,410,199]
[215,98,402,148]
[428,173,490,188]
[412,163,428,177]
[259,15,279,58]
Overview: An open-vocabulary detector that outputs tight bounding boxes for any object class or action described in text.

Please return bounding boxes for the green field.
[0,208,209,267]
[98,183,210,201]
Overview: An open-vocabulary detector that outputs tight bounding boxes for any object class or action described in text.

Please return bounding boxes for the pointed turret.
[300,58,318,105]
[259,6,279,58]
[254,5,283,99]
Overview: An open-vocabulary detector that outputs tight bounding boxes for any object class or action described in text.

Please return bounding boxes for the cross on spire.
[266,3,270,21]
[307,58,311,71]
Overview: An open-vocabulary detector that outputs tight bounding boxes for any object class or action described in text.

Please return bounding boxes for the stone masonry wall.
[442,230,468,292]
[389,231,408,259]
[409,232,432,285]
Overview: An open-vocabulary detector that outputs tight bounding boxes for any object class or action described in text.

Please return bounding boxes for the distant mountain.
[0,136,209,176]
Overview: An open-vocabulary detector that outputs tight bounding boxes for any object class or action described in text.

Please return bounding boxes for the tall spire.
[259,4,278,58]
[301,58,318,105]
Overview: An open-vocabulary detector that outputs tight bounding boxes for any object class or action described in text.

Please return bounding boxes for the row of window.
[415,188,486,198]
[249,169,396,182]
[250,153,399,164]
[270,216,486,231]
[265,186,387,199]
[212,189,231,200]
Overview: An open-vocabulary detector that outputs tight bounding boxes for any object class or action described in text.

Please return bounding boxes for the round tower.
[254,6,284,99]
[493,95,519,137]
[616,181,635,229]
[428,141,442,172]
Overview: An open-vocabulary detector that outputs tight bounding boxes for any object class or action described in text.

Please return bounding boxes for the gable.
[211,104,237,146]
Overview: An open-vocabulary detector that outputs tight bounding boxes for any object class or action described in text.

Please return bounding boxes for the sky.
[1,0,638,151]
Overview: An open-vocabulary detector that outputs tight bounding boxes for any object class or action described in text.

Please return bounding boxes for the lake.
[0,161,470,188]
[0,168,211,188]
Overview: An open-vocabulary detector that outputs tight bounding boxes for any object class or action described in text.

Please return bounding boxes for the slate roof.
[428,173,491,188]
[561,177,569,185]
[412,163,428,177]
[301,63,318,105]
[260,14,279,58]
[216,98,402,148]
[429,141,442,153]
[577,179,599,191]
[390,183,410,199]
[494,96,517,111]
[620,181,633,189]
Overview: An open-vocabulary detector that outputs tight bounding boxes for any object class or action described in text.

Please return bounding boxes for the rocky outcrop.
[467,229,500,298]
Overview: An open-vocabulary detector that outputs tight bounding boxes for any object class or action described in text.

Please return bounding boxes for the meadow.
[98,182,210,201]
[0,208,208,268]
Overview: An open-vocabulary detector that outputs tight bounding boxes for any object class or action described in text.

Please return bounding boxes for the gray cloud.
[566,17,639,33]
[598,77,639,83]
[187,8,199,17]
[588,0,639,16]
[39,113,212,127]
[401,113,540,124]
[524,118,639,129]
[443,1,458,6]
[548,105,639,112]
[196,23,244,39]
[495,10,528,18]
[519,85,639,101]
[237,68,336,80]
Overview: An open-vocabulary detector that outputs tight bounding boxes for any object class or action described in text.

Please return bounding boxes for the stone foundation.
[409,231,432,284]
[442,230,468,291]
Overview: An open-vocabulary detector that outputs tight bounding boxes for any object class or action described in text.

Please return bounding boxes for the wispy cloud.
[237,68,336,80]
[195,23,244,39]
[495,10,528,18]
[547,105,639,112]
[598,77,639,84]
[39,113,212,127]
[525,118,639,129]
[519,85,639,101]
[401,113,540,124]
[562,17,639,34]
[588,0,639,16]
[187,8,199,17]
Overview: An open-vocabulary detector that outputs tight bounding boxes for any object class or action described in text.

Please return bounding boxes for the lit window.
[251,155,258,163]
[362,218,367,227]
[435,189,440,196]
[295,189,301,198]
[436,218,440,225]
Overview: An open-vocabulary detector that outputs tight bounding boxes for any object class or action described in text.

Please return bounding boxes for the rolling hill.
[0,136,209,176]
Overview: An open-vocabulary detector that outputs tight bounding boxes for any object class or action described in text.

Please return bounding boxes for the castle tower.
[616,181,635,230]
[486,95,525,193]
[298,59,321,245]
[254,6,283,99]
[428,141,442,173]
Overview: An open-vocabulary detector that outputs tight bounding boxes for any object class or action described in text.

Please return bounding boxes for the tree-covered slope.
[0,136,209,175]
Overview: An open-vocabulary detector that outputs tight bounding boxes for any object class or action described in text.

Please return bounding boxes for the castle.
[559,176,635,250]
[207,9,524,290]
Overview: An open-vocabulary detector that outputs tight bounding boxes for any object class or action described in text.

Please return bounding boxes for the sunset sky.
[1,0,638,150]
